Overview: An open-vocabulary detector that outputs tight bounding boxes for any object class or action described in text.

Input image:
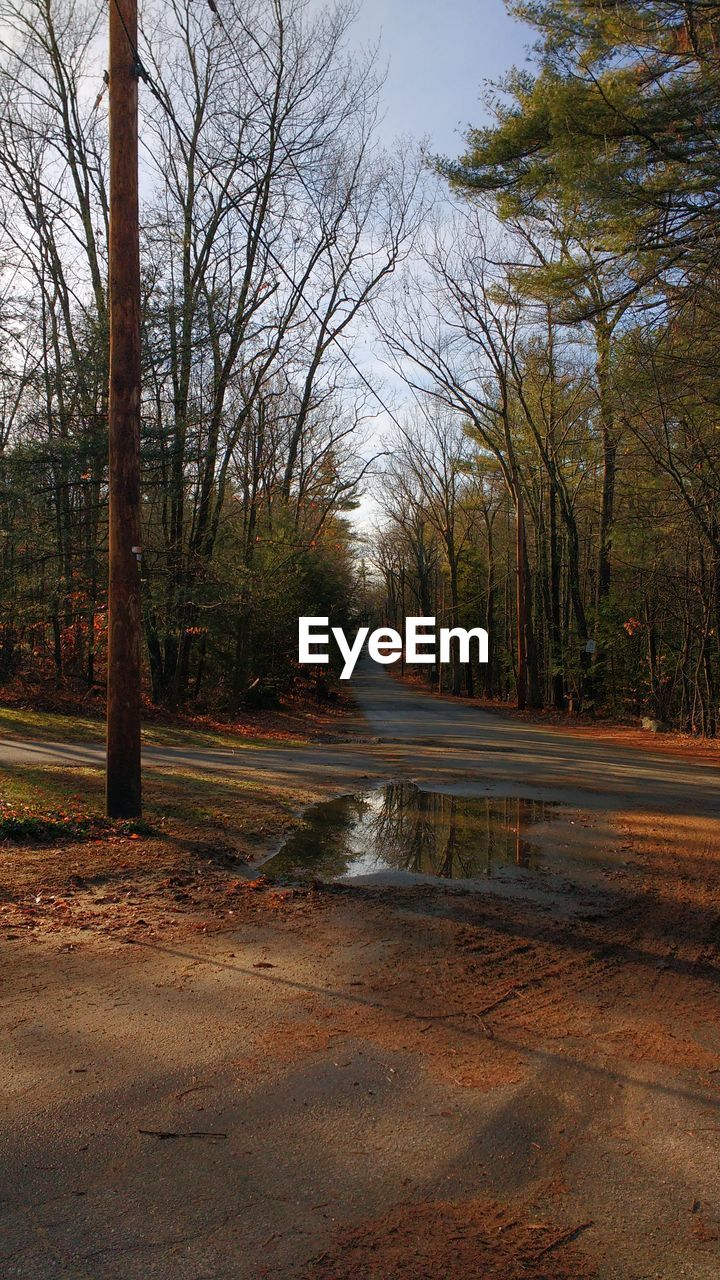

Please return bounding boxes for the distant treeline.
[371,0,720,732]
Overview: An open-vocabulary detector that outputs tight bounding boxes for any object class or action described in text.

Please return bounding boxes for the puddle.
[261,784,562,886]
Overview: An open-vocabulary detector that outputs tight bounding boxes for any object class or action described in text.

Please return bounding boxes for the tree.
[138,0,423,702]
[380,410,480,696]
[0,0,424,710]
[450,0,720,286]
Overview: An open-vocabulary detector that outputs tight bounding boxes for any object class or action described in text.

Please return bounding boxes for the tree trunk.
[516,491,543,709]
[594,320,617,704]
[449,559,461,696]
[549,486,565,710]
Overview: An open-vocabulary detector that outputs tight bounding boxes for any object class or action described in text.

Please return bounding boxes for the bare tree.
[139,0,424,699]
[380,211,546,707]
[379,409,480,695]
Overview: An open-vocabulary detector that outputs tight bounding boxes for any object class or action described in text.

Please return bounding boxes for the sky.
[352,0,534,155]
[343,1,534,533]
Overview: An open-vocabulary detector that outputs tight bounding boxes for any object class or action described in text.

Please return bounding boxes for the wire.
[110,0,143,75]
[109,0,406,435]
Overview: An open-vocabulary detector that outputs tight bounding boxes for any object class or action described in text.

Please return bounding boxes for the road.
[2,659,719,818]
[1,664,719,1279]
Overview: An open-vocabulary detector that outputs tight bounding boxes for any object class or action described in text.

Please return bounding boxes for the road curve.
[0,659,717,818]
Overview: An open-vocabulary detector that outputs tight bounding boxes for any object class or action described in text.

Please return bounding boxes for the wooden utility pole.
[106,0,142,817]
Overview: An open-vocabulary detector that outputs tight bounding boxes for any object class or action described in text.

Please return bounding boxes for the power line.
[110,0,143,75]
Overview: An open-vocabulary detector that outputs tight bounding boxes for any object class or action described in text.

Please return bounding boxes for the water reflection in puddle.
[262,784,561,885]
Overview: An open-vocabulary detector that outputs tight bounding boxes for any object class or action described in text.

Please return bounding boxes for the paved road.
[2,660,718,818]
[351,661,719,816]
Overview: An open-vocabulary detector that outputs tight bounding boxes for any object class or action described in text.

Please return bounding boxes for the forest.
[1,0,719,732]
[2,5,720,1276]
